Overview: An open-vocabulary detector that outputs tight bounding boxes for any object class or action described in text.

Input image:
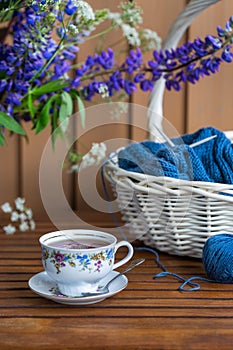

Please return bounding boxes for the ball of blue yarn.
[202,234,233,283]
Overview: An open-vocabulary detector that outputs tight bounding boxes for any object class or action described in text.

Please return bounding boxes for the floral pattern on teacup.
[43,247,114,274]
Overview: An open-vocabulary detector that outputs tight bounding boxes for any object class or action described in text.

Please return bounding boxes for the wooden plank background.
[0,0,233,224]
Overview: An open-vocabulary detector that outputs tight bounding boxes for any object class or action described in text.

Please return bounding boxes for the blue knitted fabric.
[118,127,233,183]
[182,127,233,183]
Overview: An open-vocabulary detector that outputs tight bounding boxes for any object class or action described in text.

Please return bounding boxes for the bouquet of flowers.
[0,0,232,234]
[0,0,232,158]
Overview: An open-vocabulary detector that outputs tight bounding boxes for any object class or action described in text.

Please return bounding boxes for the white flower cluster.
[76,1,95,21]
[98,83,110,99]
[108,2,142,27]
[108,2,161,51]
[1,198,36,235]
[80,142,107,170]
[29,0,61,13]
[141,29,162,51]
[67,23,79,36]
[110,102,129,120]
[122,24,140,47]
[108,12,122,27]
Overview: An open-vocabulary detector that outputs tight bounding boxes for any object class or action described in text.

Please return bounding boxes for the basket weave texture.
[104,155,233,258]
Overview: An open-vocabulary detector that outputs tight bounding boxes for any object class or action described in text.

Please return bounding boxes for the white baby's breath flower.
[108,12,123,26]
[1,202,12,213]
[120,3,143,26]
[29,220,36,230]
[19,213,27,222]
[76,1,95,21]
[15,197,25,211]
[1,197,35,234]
[141,29,162,51]
[19,221,29,232]
[122,24,140,46]
[25,209,33,220]
[80,142,107,169]
[98,84,109,98]
[68,23,79,36]
[110,102,129,120]
[11,211,19,222]
[80,153,96,169]
[3,224,16,235]
[68,164,80,173]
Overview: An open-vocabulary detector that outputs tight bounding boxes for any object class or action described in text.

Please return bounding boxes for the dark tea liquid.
[47,236,111,250]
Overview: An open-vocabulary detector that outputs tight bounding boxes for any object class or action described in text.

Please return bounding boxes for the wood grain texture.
[187,0,233,132]
[0,224,233,350]
[0,133,19,204]
[131,0,187,140]
[74,0,130,223]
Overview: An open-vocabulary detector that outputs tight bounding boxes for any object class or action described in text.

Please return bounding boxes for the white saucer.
[28,271,128,305]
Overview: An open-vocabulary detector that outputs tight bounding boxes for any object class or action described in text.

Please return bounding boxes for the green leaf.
[0,130,5,146]
[28,92,35,119]
[35,95,58,134]
[31,80,69,96]
[51,109,64,149]
[52,125,64,150]
[0,112,26,135]
[59,92,73,132]
[61,91,73,115]
[77,96,85,128]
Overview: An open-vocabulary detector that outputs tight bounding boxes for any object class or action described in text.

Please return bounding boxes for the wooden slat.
[131,0,187,141]
[1,224,233,349]
[187,0,233,132]
[21,124,73,221]
[0,133,19,204]
[0,318,232,350]
[74,0,130,224]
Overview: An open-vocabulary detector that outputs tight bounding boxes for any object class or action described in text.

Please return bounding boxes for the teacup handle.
[113,241,134,270]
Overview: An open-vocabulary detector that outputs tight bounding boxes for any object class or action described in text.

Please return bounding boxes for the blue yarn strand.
[178,276,214,292]
[134,246,167,272]
[153,272,202,292]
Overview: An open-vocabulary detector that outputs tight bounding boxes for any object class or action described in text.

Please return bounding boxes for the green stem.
[0,0,23,22]
[29,37,65,84]
[85,25,114,41]
[104,37,126,50]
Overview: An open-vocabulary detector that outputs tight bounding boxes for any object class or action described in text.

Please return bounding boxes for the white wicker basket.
[104,155,233,258]
[103,0,233,258]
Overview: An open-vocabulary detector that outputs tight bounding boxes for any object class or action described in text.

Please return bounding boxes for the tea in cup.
[39,229,134,297]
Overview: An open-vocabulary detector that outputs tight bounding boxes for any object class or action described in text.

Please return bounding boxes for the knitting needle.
[190,135,217,148]
[152,122,217,149]
[152,123,175,147]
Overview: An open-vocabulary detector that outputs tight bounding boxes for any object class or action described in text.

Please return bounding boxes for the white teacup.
[39,229,134,297]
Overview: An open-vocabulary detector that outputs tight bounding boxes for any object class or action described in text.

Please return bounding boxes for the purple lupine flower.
[5,93,22,106]
[0,2,233,124]
[134,73,145,83]
[206,35,222,50]
[125,48,143,74]
[65,0,78,16]
[54,61,71,76]
[222,45,233,62]
[97,49,115,70]
[140,79,154,91]
[0,80,7,92]
[124,80,137,95]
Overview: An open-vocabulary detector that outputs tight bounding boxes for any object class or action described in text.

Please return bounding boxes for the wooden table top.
[0,222,233,350]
